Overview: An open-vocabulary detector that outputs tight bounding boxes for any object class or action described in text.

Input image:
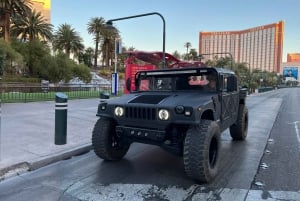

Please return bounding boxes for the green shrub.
[99,69,111,77]
[2,77,40,83]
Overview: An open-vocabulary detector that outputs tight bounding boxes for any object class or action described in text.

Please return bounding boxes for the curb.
[0,143,92,181]
[0,162,30,181]
[28,143,92,171]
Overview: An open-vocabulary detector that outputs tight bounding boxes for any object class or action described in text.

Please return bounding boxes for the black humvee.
[92,67,248,183]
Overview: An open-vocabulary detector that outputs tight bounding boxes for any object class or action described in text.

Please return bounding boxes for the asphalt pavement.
[0,92,276,183]
[0,98,101,180]
[1,91,295,201]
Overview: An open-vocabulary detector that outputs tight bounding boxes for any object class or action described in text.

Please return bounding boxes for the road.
[251,88,300,193]
[0,88,300,201]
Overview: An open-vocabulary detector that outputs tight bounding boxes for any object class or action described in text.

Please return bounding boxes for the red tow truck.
[124,51,205,93]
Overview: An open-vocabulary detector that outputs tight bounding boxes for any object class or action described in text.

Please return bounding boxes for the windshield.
[136,69,217,92]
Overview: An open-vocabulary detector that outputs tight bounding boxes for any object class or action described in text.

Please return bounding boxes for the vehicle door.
[220,74,239,129]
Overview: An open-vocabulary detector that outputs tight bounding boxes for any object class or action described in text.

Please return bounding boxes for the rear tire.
[92,118,130,161]
[183,120,220,183]
[230,104,248,140]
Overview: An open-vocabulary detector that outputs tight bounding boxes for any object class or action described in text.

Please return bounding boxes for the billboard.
[283,67,298,81]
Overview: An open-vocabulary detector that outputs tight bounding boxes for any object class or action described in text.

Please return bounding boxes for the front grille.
[125,106,156,120]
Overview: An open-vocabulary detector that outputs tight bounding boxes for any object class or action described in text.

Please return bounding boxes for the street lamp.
[106,12,166,68]
[259,78,263,87]
[245,62,251,91]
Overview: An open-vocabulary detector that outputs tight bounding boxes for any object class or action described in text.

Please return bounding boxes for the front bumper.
[116,125,166,142]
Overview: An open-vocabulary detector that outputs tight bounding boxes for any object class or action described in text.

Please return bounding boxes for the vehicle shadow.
[91,135,252,189]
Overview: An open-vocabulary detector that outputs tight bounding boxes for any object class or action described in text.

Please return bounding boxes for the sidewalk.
[0,98,100,180]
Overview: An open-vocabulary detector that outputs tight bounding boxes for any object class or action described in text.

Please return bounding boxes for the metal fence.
[0,84,124,103]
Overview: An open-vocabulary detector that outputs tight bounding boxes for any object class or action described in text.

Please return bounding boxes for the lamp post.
[106,12,166,68]
[260,78,263,88]
[111,37,121,96]
[243,62,252,93]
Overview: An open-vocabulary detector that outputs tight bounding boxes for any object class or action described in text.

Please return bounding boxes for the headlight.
[100,103,107,111]
[158,109,170,120]
[114,106,124,117]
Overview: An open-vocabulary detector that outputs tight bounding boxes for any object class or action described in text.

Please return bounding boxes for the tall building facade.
[287,53,300,62]
[30,0,51,23]
[0,1,51,40]
[199,21,284,73]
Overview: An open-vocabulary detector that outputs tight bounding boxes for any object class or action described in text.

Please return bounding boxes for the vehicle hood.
[107,92,214,107]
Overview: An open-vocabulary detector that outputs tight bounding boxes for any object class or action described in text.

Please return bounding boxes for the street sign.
[111,73,119,95]
[115,38,122,54]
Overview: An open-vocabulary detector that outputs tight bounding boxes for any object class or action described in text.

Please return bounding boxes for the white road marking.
[246,190,300,201]
[295,121,300,149]
[287,121,300,149]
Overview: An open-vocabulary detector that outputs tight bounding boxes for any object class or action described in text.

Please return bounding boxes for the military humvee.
[92,66,248,183]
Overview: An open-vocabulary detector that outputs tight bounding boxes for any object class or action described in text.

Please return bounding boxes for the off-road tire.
[229,104,248,140]
[183,120,220,183]
[92,118,130,161]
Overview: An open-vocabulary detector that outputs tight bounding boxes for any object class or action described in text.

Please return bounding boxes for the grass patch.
[1,90,103,103]
[1,86,124,103]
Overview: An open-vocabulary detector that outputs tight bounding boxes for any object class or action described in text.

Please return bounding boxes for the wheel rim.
[209,136,218,168]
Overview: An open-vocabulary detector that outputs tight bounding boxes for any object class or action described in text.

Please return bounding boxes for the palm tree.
[0,0,31,41]
[184,42,191,60]
[184,42,191,53]
[78,47,95,67]
[52,23,84,58]
[87,17,105,68]
[127,46,135,51]
[101,28,119,69]
[189,48,198,60]
[172,50,181,60]
[11,10,53,42]
[0,38,24,75]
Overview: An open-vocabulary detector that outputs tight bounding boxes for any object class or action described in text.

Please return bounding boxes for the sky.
[51,0,300,62]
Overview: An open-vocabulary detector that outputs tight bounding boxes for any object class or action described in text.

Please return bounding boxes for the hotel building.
[287,53,300,62]
[0,1,50,40]
[30,0,51,23]
[283,53,300,81]
[199,21,284,73]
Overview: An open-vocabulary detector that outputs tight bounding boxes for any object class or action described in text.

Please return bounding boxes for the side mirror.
[126,78,131,92]
[227,76,237,92]
[219,75,224,90]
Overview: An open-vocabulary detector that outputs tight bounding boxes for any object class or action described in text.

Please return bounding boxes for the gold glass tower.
[30,0,51,23]
[199,21,284,73]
